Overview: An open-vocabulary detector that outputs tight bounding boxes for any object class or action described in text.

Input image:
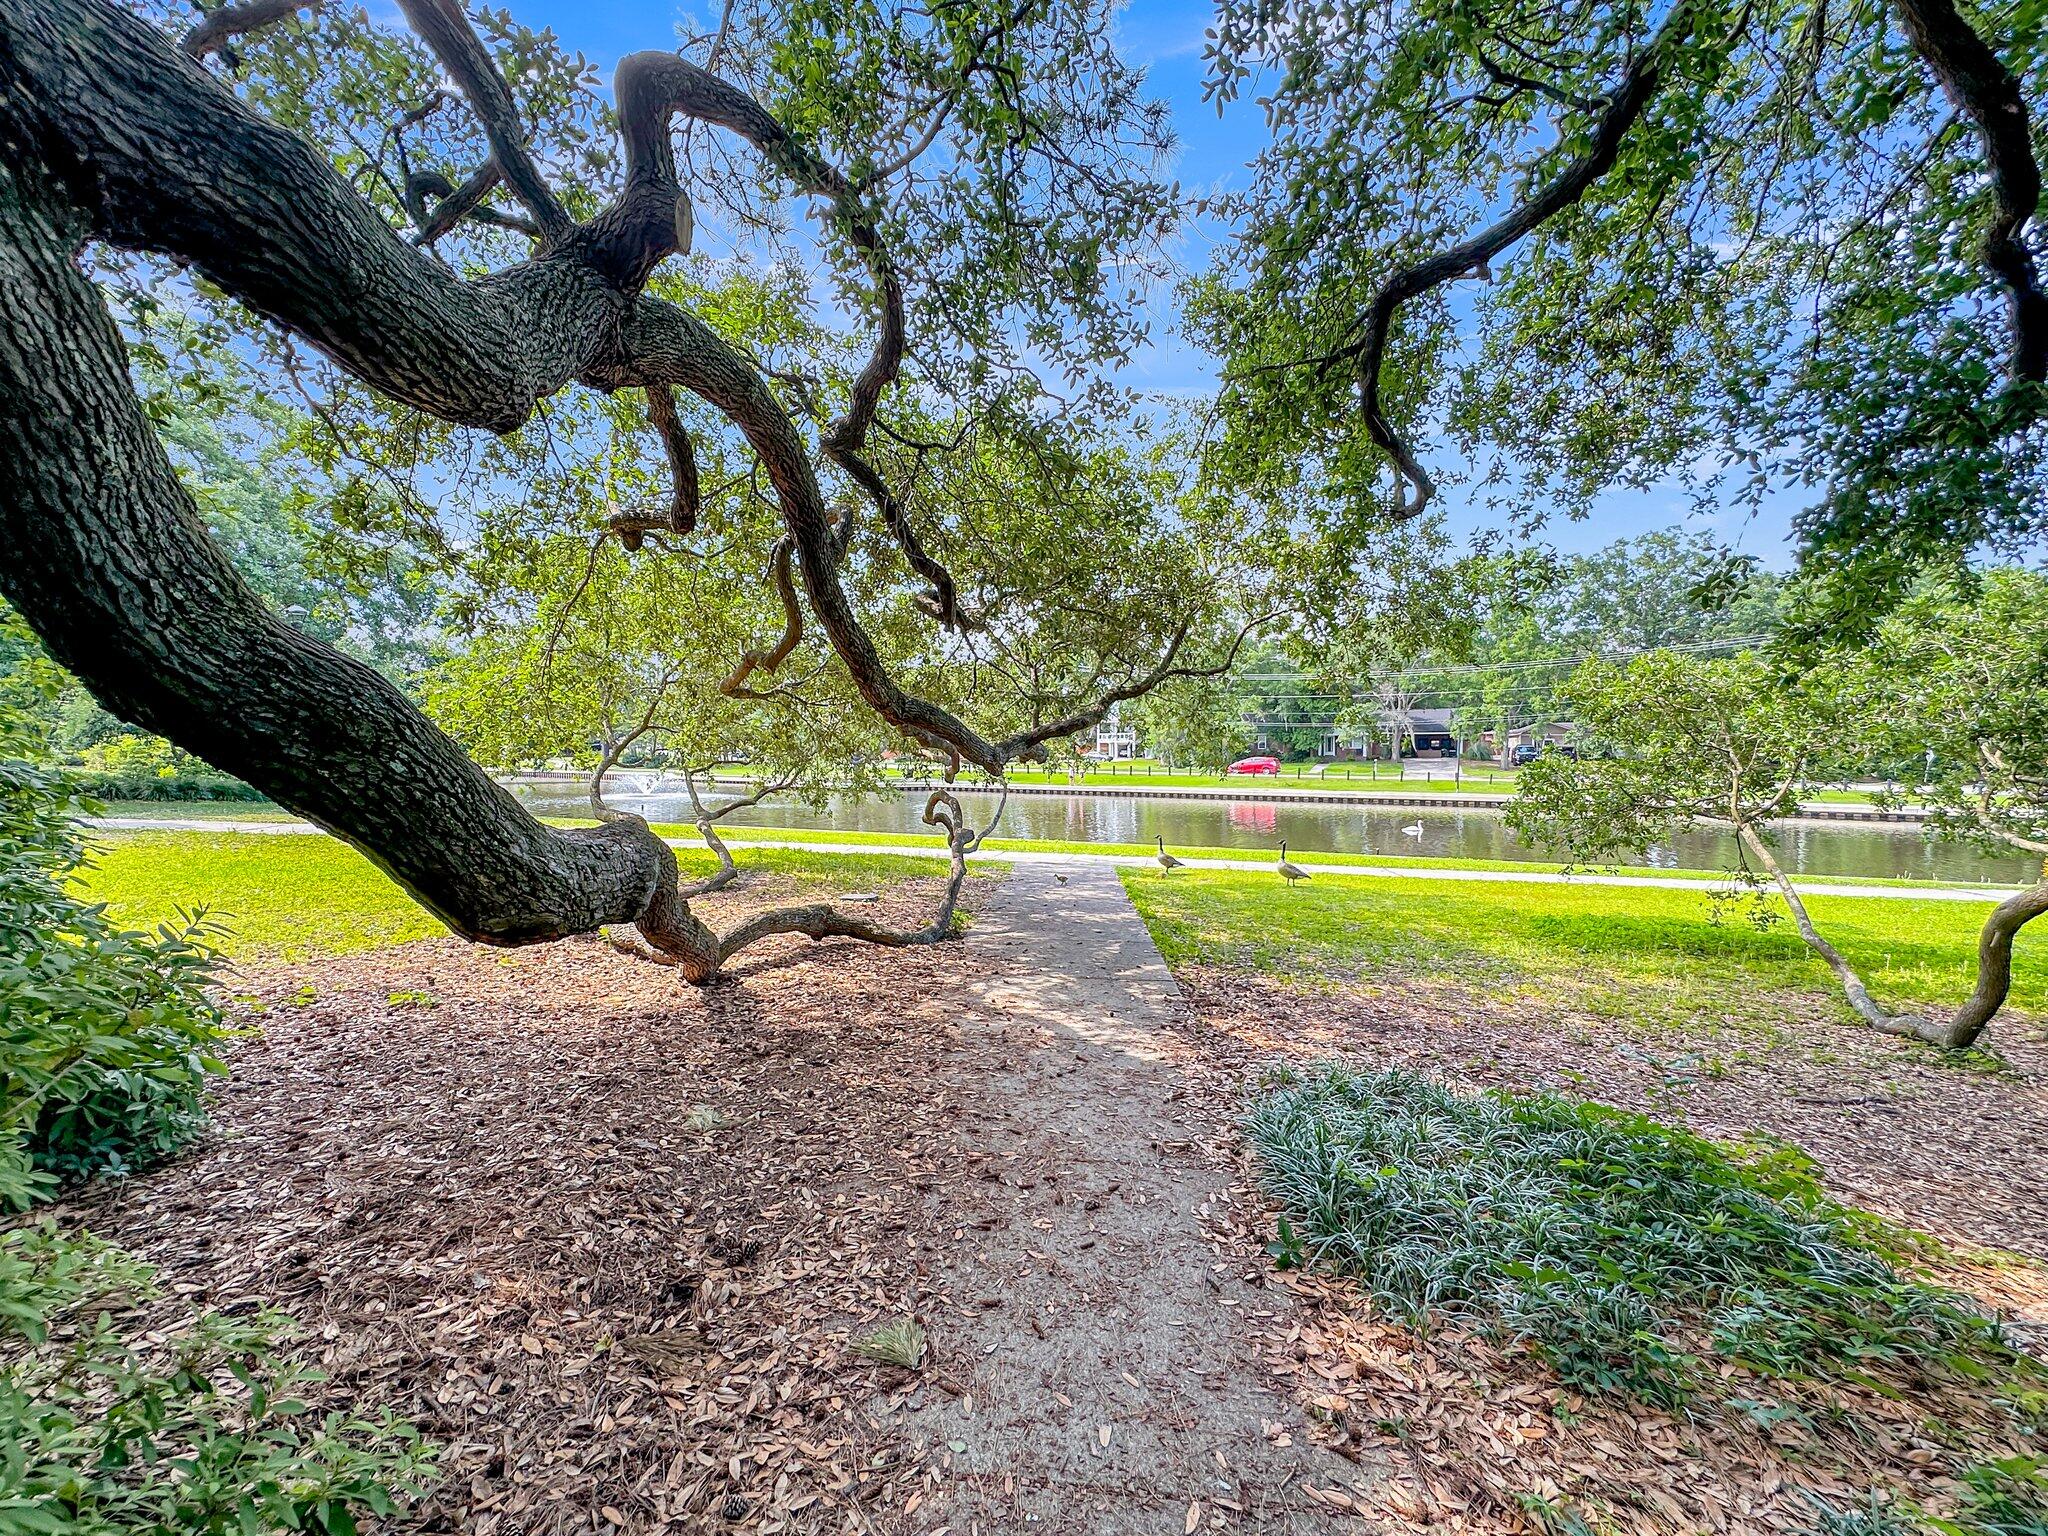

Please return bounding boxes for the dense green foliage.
[0,705,226,1202]
[0,1223,436,1535]
[1860,571,2048,865]
[1195,0,2047,633]
[1509,649,1862,872]
[0,695,435,1533]
[1248,1067,2001,1405]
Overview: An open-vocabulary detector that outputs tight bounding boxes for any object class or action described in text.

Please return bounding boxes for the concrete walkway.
[92,817,2020,903]
[909,859,1369,1532]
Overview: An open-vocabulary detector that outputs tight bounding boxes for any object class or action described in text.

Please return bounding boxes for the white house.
[1092,718,1139,760]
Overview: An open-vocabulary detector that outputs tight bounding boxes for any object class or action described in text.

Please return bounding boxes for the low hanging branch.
[719,538,803,698]
[676,766,796,896]
[1331,0,1702,519]
[608,384,702,547]
[609,784,1002,981]
[1318,0,2042,514]
[1889,0,2048,388]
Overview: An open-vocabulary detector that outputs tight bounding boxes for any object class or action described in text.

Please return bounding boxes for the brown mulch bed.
[62,872,996,1536]
[52,867,2048,1536]
[1166,962,2048,1536]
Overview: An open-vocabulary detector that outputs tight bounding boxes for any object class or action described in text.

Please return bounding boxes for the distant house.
[1496,720,1576,765]
[1318,710,1462,760]
[1092,718,1139,760]
[1318,730,1369,760]
[1402,709,1459,758]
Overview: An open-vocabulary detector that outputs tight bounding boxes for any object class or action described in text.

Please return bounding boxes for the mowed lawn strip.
[78,831,957,964]
[1121,866,2044,1026]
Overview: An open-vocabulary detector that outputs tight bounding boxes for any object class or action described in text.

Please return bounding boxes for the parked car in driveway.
[1226,755,1282,776]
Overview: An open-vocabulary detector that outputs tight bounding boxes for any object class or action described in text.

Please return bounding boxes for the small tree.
[1854,572,2048,1047]
[424,534,894,896]
[1509,650,1923,1036]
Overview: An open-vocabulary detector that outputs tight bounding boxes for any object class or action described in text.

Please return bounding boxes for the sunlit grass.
[77,831,958,965]
[1122,867,2041,1027]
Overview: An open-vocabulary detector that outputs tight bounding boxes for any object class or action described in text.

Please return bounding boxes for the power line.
[1230,632,1769,690]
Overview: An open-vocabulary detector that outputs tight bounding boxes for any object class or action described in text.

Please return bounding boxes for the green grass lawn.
[77,831,957,964]
[1121,866,2039,1028]
[96,798,295,821]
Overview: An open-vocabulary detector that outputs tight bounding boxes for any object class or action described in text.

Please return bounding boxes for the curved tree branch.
[390,0,571,241]
[0,0,1244,982]
[610,51,963,626]
[182,0,320,61]
[673,766,799,896]
[1890,0,2048,387]
[1940,869,2048,1048]
[1336,0,1701,518]
[608,384,701,546]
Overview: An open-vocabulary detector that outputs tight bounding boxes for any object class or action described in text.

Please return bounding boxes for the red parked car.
[1226,755,1282,776]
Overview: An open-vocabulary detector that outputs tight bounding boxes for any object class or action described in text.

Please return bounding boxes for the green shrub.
[68,766,267,803]
[67,734,263,803]
[1247,1066,2001,1405]
[2,720,228,1206]
[0,690,436,1531]
[1948,1457,2048,1536]
[0,1223,436,1534]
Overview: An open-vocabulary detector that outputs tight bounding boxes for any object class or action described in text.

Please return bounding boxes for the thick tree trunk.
[1940,869,2048,1049]
[0,0,1060,984]
[0,148,719,972]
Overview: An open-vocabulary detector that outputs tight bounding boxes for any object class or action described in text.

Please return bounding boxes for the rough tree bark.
[1731,822,2022,1049]
[1942,864,2048,1049]
[0,0,1242,981]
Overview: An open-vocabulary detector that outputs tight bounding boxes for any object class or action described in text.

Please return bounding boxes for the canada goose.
[1277,840,1310,889]
[1154,836,1183,875]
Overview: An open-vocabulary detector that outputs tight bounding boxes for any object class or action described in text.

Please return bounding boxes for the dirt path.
[906,860,1371,1534]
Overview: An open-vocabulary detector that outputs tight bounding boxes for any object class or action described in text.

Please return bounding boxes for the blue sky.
[504,0,1801,565]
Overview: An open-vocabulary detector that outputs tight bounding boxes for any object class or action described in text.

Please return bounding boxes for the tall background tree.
[1854,571,2048,1046]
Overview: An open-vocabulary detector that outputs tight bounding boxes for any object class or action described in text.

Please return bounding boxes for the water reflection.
[508,780,2032,885]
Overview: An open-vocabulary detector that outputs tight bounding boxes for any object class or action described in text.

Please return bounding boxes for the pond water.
[506,779,2036,885]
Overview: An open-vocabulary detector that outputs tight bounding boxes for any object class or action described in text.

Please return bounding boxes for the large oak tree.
[0,0,1263,980]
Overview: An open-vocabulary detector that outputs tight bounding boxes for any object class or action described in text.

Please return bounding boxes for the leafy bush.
[68,732,264,803]
[1,716,228,1206]
[1947,1457,2048,1536]
[0,1223,436,1534]
[68,766,267,803]
[1247,1066,2000,1405]
[1,692,437,1530]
